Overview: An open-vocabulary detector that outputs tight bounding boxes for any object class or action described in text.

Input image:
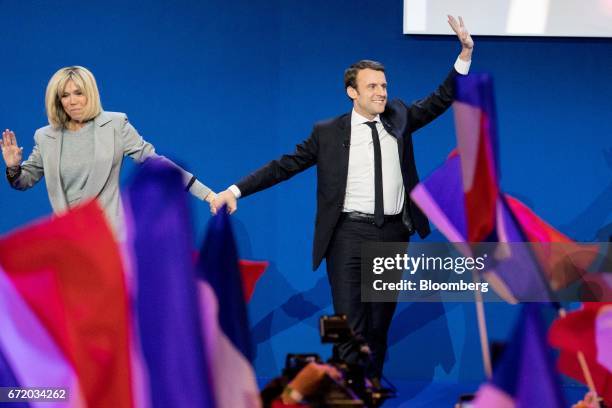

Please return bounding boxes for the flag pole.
[472,269,492,378]
[558,307,601,408]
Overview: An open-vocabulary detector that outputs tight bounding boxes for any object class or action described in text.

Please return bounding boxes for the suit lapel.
[337,113,352,183]
[83,113,114,198]
[42,127,68,211]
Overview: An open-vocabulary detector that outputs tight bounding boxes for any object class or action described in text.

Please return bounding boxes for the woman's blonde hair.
[45,66,102,129]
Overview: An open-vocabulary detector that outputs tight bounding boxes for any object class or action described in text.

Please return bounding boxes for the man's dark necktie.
[365,121,384,227]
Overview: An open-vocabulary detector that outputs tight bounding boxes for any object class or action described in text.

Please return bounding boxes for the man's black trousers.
[325,214,410,378]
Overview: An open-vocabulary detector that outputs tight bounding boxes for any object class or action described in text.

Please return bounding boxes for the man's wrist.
[454,55,471,75]
[459,47,473,62]
[228,185,241,198]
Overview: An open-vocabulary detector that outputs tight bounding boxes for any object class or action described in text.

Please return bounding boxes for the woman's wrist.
[204,191,216,203]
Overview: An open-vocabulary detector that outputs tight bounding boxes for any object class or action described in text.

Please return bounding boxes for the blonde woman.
[1,66,214,235]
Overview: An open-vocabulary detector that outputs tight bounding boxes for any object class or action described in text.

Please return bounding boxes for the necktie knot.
[365,121,378,130]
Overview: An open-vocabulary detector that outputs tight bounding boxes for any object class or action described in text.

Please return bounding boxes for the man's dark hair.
[344,60,385,90]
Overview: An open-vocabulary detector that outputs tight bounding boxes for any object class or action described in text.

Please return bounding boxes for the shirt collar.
[351,109,381,127]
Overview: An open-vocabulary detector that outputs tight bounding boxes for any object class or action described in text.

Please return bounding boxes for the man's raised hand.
[448,15,474,51]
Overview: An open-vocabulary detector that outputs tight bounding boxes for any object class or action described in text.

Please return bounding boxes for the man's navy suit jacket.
[237,68,460,270]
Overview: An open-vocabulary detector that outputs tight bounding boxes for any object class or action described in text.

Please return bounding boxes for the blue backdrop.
[1,0,611,393]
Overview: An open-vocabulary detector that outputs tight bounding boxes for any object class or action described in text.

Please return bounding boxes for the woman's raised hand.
[1,129,23,167]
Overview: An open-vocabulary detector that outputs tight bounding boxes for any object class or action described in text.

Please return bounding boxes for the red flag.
[463,113,499,242]
[0,200,134,407]
[505,195,600,290]
[549,303,612,405]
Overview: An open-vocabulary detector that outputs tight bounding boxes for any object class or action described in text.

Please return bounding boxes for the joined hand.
[211,189,237,215]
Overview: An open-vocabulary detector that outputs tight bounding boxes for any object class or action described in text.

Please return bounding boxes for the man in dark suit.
[213,16,474,378]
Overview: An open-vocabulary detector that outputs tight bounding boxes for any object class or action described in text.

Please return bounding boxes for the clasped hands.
[206,189,237,215]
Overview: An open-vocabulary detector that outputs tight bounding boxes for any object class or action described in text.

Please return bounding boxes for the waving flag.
[0,159,264,407]
[411,73,601,302]
[196,208,261,408]
[124,159,216,408]
[549,303,612,405]
[410,155,467,242]
[453,73,500,242]
[473,304,567,407]
[505,195,600,289]
[0,201,132,407]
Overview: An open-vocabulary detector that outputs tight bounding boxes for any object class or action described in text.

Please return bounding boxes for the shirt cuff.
[228,184,241,198]
[188,179,212,201]
[454,56,471,75]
